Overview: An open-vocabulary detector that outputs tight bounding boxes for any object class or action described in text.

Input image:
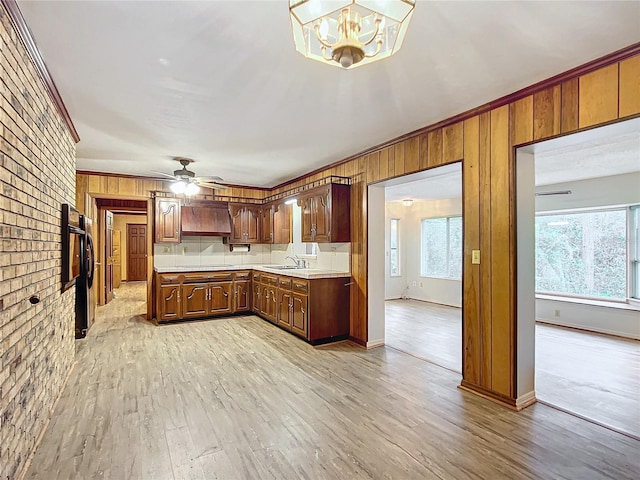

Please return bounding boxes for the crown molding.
[1,0,80,143]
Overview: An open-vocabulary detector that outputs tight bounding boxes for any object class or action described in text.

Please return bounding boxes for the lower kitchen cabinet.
[291,292,308,338]
[154,269,350,344]
[257,274,348,344]
[155,270,247,322]
[158,284,181,322]
[259,274,278,323]
[234,278,251,312]
[181,283,209,319]
[209,281,233,315]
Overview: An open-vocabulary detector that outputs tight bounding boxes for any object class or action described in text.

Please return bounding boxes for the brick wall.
[0,5,76,479]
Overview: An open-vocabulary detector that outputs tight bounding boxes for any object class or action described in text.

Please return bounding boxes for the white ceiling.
[18,1,640,188]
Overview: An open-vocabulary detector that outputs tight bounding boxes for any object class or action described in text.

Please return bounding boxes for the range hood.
[181,201,231,236]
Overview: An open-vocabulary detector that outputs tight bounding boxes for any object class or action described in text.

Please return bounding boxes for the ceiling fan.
[151,157,227,195]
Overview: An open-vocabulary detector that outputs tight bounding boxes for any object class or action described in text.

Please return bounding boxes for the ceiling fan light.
[185,182,200,196]
[170,181,186,194]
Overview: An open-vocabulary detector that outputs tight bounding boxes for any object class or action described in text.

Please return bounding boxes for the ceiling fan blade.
[150,170,178,179]
[196,175,224,182]
[198,182,228,190]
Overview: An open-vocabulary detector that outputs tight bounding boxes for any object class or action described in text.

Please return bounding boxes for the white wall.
[533,171,640,339]
[397,198,463,307]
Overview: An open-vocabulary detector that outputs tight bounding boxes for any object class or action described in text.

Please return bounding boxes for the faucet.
[285,255,302,268]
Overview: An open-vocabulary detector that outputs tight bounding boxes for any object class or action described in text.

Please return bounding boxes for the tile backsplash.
[154,237,351,272]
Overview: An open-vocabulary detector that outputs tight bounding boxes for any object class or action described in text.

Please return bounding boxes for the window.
[390,218,400,276]
[535,208,628,300]
[421,216,462,279]
[631,206,640,300]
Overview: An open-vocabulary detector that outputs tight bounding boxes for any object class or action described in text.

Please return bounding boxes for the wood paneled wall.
[269,51,640,404]
[76,50,639,407]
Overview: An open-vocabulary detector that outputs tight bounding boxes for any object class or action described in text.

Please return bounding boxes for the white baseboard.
[366,339,385,349]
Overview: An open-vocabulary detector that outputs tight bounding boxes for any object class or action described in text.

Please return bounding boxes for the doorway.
[516,117,640,438]
[368,163,463,373]
[93,198,150,306]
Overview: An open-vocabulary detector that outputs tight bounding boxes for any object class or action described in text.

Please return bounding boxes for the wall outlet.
[183,246,188,254]
[412,281,417,286]
[163,246,171,253]
[554,309,560,317]
[419,282,423,287]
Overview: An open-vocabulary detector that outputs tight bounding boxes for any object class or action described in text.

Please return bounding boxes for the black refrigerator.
[76,215,96,338]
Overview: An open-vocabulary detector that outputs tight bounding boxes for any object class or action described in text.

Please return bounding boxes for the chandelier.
[289,0,415,69]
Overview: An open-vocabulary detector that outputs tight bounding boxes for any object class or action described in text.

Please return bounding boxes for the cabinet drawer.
[278,277,292,289]
[183,272,233,283]
[158,274,180,284]
[261,274,278,285]
[235,271,251,280]
[291,279,309,294]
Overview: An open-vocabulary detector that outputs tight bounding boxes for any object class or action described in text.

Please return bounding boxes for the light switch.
[472,250,481,264]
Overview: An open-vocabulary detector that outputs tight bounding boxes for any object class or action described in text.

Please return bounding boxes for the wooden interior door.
[105,210,114,303]
[127,224,147,281]
[113,230,122,289]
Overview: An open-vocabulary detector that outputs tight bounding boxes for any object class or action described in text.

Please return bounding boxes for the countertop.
[154,264,351,280]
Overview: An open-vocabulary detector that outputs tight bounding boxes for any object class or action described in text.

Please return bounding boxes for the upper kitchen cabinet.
[298,184,350,243]
[272,201,292,244]
[260,201,292,244]
[155,198,181,243]
[259,204,274,244]
[227,203,261,244]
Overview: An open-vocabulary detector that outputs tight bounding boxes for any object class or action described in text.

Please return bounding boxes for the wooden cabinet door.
[272,202,292,244]
[252,281,262,314]
[181,283,209,319]
[291,293,308,338]
[155,199,181,243]
[158,285,181,322]
[229,204,245,243]
[313,189,331,243]
[260,205,274,243]
[261,285,277,322]
[245,206,261,243]
[277,289,292,329]
[209,281,233,314]
[299,195,314,242]
[234,280,250,312]
[260,284,271,319]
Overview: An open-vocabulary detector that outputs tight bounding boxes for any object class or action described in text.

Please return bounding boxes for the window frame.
[389,218,401,277]
[420,215,462,280]
[534,205,634,303]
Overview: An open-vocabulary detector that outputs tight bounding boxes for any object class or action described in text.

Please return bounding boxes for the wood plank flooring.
[385,298,640,439]
[24,284,639,479]
[385,300,462,372]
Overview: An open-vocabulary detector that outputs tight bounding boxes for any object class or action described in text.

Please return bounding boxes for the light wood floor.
[24,284,639,479]
[385,298,640,439]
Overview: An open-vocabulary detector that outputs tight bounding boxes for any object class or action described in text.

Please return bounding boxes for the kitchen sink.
[262,265,304,270]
